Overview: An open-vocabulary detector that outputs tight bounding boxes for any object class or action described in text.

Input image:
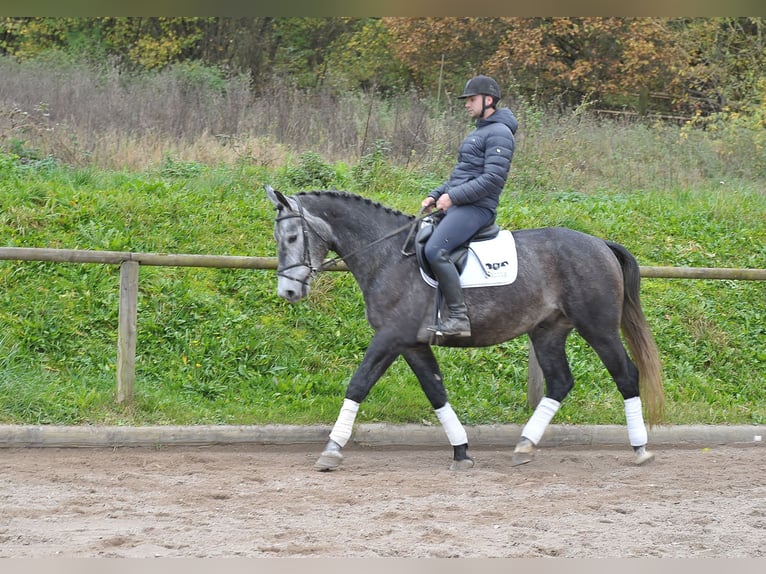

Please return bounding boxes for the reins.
[321,206,430,270]
[278,198,431,279]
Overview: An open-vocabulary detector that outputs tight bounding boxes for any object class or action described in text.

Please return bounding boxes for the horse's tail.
[606,241,665,426]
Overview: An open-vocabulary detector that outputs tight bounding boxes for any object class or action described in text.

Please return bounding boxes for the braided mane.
[295,190,414,220]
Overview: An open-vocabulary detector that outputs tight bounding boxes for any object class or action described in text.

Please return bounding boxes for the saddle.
[412,215,518,289]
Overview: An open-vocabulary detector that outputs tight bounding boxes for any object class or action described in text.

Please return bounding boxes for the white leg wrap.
[328,399,359,447]
[435,403,468,446]
[625,396,648,447]
[521,397,561,445]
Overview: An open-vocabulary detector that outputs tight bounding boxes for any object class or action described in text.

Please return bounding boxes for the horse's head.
[265,185,332,303]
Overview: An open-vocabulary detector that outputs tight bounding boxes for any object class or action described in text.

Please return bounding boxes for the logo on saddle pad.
[420,229,519,289]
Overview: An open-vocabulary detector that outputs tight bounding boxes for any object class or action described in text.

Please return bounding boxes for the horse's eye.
[287,235,299,244]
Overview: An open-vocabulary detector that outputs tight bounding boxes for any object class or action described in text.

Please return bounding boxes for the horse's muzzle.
[277,277,309,303]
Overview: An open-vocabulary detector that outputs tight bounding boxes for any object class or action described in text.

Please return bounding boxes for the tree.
[322,18,409,94]
[382,18,507,99]
[2,17,764,117]
[0,17,74,58]
[672,17,766,113]
[485,18,684,112]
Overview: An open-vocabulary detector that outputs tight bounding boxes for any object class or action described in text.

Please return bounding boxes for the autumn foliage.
[1,17,765,117]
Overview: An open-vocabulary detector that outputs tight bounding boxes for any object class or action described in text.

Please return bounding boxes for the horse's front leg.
[402,345,474,471]
[315,331,401,471]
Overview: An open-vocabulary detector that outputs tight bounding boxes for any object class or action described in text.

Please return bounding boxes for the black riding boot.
[428,249,471,337]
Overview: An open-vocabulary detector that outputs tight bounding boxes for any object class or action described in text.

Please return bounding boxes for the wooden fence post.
[527,338,544,409]
[117,260,139,404]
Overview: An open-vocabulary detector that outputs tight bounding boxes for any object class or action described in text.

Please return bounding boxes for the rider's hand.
[421,196,436,211]
[435,193,454,212]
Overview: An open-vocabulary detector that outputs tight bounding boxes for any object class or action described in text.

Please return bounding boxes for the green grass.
[0,146,764,428]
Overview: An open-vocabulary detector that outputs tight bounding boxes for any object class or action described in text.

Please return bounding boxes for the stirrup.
[427,318,471,337]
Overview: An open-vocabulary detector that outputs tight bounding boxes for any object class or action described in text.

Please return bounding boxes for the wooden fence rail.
[1,246,764,407]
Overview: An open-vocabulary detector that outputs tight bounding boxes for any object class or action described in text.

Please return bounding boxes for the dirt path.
[1,443,763,558]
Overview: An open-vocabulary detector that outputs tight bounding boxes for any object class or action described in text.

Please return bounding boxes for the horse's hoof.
[633,446,655,465]
[511,452,534,466]
[314,449,343,472]
[449,457,475,471]
[511,437,536,466]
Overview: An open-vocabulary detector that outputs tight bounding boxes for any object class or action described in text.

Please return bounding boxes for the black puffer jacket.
[429,107,518,211]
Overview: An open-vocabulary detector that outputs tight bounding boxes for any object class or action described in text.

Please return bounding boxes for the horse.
[265,185,664,471]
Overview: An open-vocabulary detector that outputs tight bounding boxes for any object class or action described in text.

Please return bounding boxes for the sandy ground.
[0,443,764,558]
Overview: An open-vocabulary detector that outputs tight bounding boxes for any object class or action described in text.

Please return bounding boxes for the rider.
[421,74,518,337]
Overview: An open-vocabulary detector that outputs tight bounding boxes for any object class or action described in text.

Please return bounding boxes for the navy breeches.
[423,204,495,264]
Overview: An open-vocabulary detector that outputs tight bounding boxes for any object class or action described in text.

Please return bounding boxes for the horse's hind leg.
[579,329,655,465]
[402,345,474,470]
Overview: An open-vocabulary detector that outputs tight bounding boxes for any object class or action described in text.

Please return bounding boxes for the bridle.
[273,197,329,292]
[274,196,430,290]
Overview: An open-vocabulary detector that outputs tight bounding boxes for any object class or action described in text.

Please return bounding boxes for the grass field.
[0,147,763,428]
[1,58,764,427]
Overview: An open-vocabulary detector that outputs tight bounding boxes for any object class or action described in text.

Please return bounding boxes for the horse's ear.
[264,184,292,211]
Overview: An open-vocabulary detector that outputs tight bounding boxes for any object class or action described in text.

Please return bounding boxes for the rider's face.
[465,94,489,119]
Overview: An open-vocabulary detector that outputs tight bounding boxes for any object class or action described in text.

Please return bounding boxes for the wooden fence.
[1,246,764,407]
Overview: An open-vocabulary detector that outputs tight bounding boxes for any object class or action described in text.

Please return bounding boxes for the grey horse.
[265,186,664,471]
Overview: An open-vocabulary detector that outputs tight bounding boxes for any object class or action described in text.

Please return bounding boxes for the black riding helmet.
[458,75,501,118]
[458,75,502,100]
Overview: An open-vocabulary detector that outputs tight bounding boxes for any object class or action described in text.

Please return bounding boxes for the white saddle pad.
[420,229,518,289]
